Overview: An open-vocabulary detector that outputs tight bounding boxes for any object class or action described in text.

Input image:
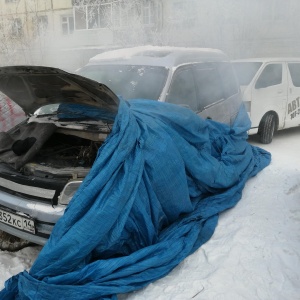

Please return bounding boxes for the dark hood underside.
[0,66,119,115]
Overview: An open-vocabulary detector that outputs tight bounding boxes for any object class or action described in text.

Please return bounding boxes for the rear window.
[233,62,263,85]
[288,63,300,87]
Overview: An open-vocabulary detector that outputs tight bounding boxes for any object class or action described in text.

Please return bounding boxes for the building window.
[73,0,156,30]
[74,6,87,30]
[11,18,22,37]
[99,4,112,28]
[62,16,74,35]
[143,1,155,25]
[112,2,121,27]
[33,15,48,35]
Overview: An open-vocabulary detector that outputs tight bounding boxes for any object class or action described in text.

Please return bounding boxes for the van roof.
[87,46,228,68]
[233,58,300,63]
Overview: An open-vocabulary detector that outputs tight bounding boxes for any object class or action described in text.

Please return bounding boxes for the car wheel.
[259,113,276,144]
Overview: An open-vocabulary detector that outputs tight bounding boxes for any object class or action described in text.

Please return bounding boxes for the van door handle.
[278,90,283,94]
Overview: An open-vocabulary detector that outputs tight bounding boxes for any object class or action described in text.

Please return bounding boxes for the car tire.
[259,113,276,144]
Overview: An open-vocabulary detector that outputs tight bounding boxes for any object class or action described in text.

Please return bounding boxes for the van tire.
[259,113,275,144]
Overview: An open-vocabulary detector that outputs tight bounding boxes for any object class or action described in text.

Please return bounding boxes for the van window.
[166,67,198,111]
[255,64,282,89]
[218,62,239,98]
[193,64,224,111]
[288,63,300,87]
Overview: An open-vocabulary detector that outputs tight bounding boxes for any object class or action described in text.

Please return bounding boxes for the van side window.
[255,64,282,89]
[193,64,224,111]
[218,62,239,98]
[166,67,198,111]
[288,63,300,87]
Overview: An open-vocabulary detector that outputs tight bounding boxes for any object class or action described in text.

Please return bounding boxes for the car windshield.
[78,65,169,100]
[233,62,262,86]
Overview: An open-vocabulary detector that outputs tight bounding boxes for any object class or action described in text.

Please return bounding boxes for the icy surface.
[0,128,299,299]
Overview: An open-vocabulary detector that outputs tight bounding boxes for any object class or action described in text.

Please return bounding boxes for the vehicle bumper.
[0,190,65,245]
[248,127,258,135]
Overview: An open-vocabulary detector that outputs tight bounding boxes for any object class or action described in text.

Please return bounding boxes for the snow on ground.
[0,127,299,299]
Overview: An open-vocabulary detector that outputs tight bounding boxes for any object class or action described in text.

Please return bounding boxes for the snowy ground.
[0,128,299,299]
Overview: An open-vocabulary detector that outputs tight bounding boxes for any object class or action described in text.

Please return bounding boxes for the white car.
[233,58,300,143]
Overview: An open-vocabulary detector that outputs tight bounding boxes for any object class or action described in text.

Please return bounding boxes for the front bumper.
[0,189,65,245]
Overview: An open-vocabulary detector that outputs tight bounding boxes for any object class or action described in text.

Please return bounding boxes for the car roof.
[233,58,300,63]
[87,46,229,68]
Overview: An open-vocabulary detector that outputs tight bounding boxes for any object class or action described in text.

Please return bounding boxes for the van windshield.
[78,65,169,100]
[233,62,262,86]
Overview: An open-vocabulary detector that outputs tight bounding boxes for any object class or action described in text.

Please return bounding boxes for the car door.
[251,63,287,129]
[286,62,300,128]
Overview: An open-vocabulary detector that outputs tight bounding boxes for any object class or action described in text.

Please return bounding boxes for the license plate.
[0,208,35,234]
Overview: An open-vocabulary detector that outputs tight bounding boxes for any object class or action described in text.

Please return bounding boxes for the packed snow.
[0,128,299,299]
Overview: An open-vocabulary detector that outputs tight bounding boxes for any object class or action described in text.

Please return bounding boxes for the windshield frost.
[78,65,169,100]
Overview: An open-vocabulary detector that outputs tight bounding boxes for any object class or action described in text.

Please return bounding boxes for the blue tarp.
[1,99,271,300]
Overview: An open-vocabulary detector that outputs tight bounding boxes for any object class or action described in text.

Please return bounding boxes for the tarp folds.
[1,100,271,300]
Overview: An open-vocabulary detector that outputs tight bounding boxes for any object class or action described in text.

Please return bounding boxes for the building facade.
[0,0,300,71]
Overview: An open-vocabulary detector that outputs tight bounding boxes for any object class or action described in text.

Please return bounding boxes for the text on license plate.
[0,208,35,234]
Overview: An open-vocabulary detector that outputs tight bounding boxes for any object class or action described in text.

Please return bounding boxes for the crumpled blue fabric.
[0,99,271,300]
[57,103,117,122]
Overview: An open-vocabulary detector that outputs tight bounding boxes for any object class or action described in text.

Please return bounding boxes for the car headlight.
[59,181,82,205]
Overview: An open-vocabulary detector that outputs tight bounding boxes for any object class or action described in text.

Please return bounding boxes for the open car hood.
[0,66,119,115]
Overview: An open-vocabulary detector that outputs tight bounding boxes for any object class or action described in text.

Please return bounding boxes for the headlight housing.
[59,180,82,205]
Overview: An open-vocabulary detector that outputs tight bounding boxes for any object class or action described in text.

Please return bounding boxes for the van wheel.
[259,113,276,144]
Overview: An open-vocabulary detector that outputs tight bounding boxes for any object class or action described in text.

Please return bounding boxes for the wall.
[1,0,300,69]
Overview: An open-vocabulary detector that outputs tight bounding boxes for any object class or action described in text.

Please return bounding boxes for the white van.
[79,46,243,126]
[232,58,300,143]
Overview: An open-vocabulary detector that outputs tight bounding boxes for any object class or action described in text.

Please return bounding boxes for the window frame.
[73,0,157,30]
[11,18,23,37]
[166,62,234,113]
[166,65,198,111]
[61,15,74,35]
[255,63,283,89]
[288,63,300,87]
[192,63,226,111]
